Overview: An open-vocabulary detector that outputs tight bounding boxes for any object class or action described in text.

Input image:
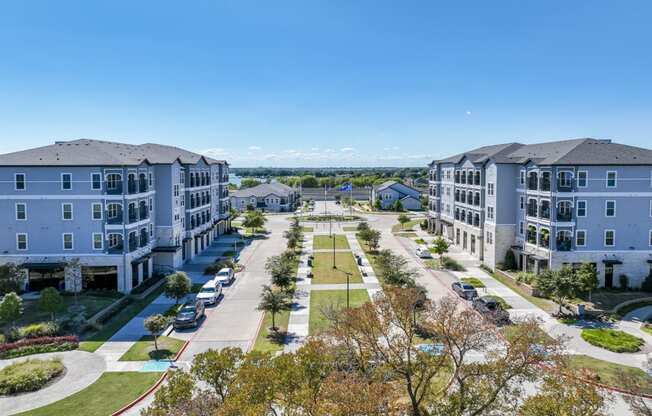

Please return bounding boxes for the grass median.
[16,372,163,416]
[313,234,350,249]
[252,309,291,353]
[566,355,652,395]
[309,289,370,335]
[312,252,363,284]
[118,335,185,361]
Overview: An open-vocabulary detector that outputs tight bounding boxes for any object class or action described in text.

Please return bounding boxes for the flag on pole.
[339,182,352,191]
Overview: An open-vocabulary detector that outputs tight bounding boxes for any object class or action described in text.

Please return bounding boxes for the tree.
[265,253,295,291]
[39,287,65,321]
[242,210,266,233]
[393,199,404,212]
[144,314,170,354]
[536,266,582,315]
[576,262,599,302]
[397,213,410,229]
[519,372,608,416]
[374,249,416,287]
[431,236,449,267]
[257,285,292,331]
[374,196,382,210]
[0,292,23,328]
[503,249,517,271]
[240,177,262,189]
[366,229,381,252]
[191,347,243,403]
[164,272,192,305]
[0,263,23,296]
[300,175,319,188]
[356,221,369,233]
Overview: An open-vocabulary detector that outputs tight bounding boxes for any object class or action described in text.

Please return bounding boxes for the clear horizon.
[1,1,651,167]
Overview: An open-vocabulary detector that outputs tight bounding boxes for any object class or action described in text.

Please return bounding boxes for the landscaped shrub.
[580,328,644,353]
[130,274,165,295]
[204,258,242,275]
[503,250,517,271]
[0,336,79,359]
[0,358,65,395]
[515,272,536,285]
[619,274,629,290]
[642,273,652,292]
[440,256,466,271]
[17,322,61,340]
[95,297,133,324]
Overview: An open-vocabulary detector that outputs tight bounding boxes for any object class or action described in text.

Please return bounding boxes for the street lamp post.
[345,271,351,308]
[332,229,336,269]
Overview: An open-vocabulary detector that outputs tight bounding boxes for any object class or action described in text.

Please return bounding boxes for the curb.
[111,339,191,416]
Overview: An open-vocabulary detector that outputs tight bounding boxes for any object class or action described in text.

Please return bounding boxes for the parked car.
[215,267,235,286]
[196,280,223,305]
[415,246,432,258]
[451,282,478,300]
[472,296,511,325]
[173,299,206,329]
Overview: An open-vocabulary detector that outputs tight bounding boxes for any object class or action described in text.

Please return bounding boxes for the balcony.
[107,244,124,254]
[106,184,123,195]
[139,180,148,193]
[539,203,550,220]
[128,210,138,223]
[527,230,537,245]
[127,181,137,194]
[527,178,538,191]
[540,176,551,192]
[128,239,138,252]
[539,231,550,249]
[139,208,148,220]
[106,213,123,224]
[556,238,572,251]
[556,211,572,222]
[557,177,573,192]
[526,204,538,218]
[140,234,149,247]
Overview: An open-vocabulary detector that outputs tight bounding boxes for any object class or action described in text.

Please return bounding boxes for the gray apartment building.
[0,139,230,294]
[230,183,300,213]
[427,138,652,288]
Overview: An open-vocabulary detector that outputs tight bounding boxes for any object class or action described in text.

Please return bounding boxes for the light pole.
[332,228,336,269]
[345,271,351,308]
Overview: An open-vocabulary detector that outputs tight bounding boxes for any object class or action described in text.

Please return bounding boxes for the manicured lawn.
[391,220,421,233]
[0,358,64,395]
[300,226,314,233]
[312,252,363,284]
[461,277,485,288]
[489,272,557,314]
[355,236,383,280]
[118,335,185,361]
[16,372,163,416]
[2,293,122,332]
[342,226,358,232]
[313,234,350,250]
[309,289,370,335]
[566,355,652,395]
[580,328,645,353]
[252,309,291,353]
[78,284,166,352]
[394,232,418,238]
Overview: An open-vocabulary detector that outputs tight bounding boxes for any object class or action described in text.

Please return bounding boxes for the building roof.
[0,139,227,166]
[431,138,652,166]
[373,180,421,198]
[231,182,296,198]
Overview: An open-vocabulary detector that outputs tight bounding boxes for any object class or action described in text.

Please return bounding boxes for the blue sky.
[0,1,651,167]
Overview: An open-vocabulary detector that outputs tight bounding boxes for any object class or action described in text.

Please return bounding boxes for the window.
[93,233,103,250]
[15,203,26,220]
[606,171,617,188]
[577,171,588,188]
[173,184,179,197]
[149,197,153,212]
[92,203,103,220]
[16,233,28,250]
[91,173,102,190]
[487,206,495,221]
[486,231,493,245]
[519,221,524,235]
[520,170,525,185]
[649,230,652,247]
[15,173,26,190]
[487,183,495,196]
[61,173,72,190]
[576,230,586,247]
[62,203,73,220]
[148,172,153,186]
[605,200,616,217]
[604,230,615,247]
[63,233,74,250]
[149,223,154,237]
[520,196,524,210]
[576,200,587,217]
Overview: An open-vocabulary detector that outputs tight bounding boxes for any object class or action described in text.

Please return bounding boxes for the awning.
[21,262,66,270]
[602,259,623,265]
[152,246,181,253]
[131,254,151,265]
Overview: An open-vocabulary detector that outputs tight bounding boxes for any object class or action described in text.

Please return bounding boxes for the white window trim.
[605,200,616,217]
[91,172,102,190]
[16,233,28,251]
[14,173,26,191]
[649,200,652,218]
[649,230,652,247]
[576,230,587,247]
[577,170,588,188]
[61,173,73,191]
[62,203,74,220]
[15,202,27,221]
[576,200,587,217]
[520,170,525,185]
[92,203,103,220]
[604,229,616,247]
[92,232,104,250]
[606,170,617,188]
[62,233,74,250]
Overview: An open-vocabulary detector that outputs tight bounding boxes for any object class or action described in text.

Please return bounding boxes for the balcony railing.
[106,213,123,224]
[557,180,573,192]
[140,235,148,247]
[527,231,537,245]
[556,239,572,251]
[107,244,124,254]
[128,212,138,223]
[139,180,148,193]
[128,240,138,252]
[127,181,137,194]
[539,234,550,249]
[556,211,572,221]
[539,207,550,219]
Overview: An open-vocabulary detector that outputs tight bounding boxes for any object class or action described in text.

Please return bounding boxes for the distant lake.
[229,175,276,187]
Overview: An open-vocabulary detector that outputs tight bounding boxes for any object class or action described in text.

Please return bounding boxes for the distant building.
[371,180,422,210]
[0,139,230,294]
[427,138,652,288]
[230,183,300,212]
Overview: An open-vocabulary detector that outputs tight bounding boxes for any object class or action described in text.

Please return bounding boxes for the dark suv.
[472,296,510,326]
[451,282,478,300]
[173,299,206,329]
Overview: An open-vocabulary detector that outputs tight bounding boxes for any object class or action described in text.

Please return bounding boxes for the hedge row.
[0,336,79,359]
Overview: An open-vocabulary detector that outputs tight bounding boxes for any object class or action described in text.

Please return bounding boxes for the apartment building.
[230,183,300,213]
[427,138,652,288]
[0,139,230,294]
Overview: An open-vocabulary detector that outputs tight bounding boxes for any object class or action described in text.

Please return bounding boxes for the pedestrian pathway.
[285,230,381,352]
